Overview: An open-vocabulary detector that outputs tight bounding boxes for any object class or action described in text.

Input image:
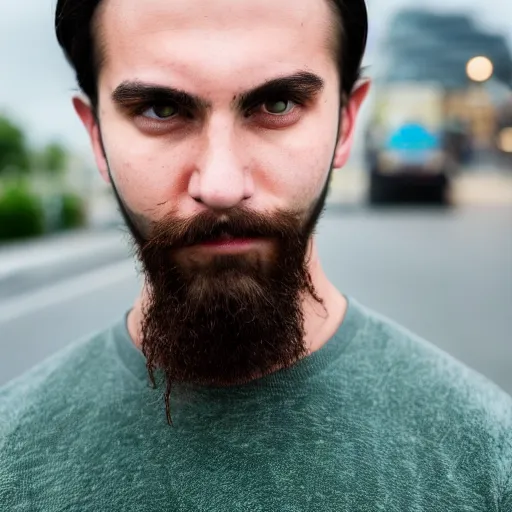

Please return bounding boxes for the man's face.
[94,0,344,220]
[76,0,366,404]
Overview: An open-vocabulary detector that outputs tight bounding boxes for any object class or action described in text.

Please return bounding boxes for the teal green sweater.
[1,298,511,511]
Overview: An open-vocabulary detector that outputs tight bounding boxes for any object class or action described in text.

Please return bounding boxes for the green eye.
[144,105,177,119]
[263,100,293,115]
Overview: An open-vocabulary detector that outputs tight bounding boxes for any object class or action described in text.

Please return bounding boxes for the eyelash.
[132,93,309,123]
[244,94,308,117]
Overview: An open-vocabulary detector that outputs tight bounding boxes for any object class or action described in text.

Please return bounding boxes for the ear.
[332,79,371,169]
[73,96,111,184]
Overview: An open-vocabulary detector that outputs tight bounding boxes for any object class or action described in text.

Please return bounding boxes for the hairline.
[89,0,347,110]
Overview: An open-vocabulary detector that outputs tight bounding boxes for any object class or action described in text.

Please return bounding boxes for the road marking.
[0,259,139,323]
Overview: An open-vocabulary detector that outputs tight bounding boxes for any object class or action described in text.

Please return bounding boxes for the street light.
[466,56,494,83]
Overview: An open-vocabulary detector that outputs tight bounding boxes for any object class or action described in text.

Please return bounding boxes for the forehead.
[97,0,337,92]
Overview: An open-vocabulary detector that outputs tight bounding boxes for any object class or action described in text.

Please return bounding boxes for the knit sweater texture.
[1,298,511,511]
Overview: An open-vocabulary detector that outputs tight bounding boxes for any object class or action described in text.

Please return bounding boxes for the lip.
[199,238,255,247]
[186,237,265,254]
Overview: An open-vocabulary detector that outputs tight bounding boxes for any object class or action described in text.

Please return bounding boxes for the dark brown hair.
[55,0,368,109]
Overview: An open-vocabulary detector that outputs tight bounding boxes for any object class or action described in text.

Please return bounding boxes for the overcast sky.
[0,0,510,153]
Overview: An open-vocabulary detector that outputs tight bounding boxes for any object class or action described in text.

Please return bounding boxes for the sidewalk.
[0,227,129,281]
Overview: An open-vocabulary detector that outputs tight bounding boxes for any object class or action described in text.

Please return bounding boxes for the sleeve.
[497,399,512,511]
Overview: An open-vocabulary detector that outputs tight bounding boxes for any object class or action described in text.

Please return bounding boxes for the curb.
[0,227,129,283]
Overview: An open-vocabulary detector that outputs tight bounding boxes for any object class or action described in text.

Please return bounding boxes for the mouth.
[199,233,256,247]
[182,233,268,255]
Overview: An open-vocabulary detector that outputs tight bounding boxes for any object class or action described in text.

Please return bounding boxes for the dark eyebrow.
[111,82,211,111]
[235,71,325,111]
[111,71,324,113]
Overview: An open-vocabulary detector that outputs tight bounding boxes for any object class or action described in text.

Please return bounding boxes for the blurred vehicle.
[365,84,457,204]
[364,9,512,204]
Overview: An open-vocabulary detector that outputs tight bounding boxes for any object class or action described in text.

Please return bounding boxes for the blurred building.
[380,10,512,87]
[374,9,512,152]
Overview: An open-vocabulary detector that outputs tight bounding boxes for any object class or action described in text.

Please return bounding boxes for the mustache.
[141,207,304,251]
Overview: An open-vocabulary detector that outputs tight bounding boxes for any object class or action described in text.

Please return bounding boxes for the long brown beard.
[133,205,324,424]
[105,150,334,424]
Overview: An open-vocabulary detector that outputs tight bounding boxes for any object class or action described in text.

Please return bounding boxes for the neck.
[127,236,346,359]
[301,237,347,354]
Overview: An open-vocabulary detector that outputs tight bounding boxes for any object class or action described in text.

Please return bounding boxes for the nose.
[188,118,254,210]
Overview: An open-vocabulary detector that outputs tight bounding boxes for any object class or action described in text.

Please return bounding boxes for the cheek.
[106,136,192,213]
[255,130,336,209]
[107,135,334,215]
[264,96,339,207]
[98,102,192,213]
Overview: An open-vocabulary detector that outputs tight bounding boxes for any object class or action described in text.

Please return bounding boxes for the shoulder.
[349,298,512,409]
[0,326,117,505]
[344,298,512,505]
[0,325,117,442]
[350,299,512,455]
[344,298,512,448]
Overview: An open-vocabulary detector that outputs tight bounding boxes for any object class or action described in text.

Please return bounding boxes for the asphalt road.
[1,205,511,395]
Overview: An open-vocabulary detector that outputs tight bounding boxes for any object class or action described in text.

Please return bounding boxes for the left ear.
[332,79,371,169]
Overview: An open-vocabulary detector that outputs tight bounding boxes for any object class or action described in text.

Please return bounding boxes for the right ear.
[73,96,111,184]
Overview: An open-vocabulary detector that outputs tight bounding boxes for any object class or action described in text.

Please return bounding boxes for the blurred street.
[1,188,511,395]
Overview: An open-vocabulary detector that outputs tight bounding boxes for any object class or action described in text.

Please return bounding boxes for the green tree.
[39,141,69,175]
[0,182,45,240]
[0,115,31,175]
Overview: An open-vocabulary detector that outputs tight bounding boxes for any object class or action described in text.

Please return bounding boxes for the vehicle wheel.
[433,175,450,205]
[368,172,391,205]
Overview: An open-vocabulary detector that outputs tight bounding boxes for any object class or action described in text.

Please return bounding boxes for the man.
[1,0,511,509]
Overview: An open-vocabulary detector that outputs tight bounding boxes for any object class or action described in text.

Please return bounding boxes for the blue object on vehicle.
[386,123,440,164]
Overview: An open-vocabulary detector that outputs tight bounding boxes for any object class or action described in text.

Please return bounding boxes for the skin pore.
[73,0,369,391]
